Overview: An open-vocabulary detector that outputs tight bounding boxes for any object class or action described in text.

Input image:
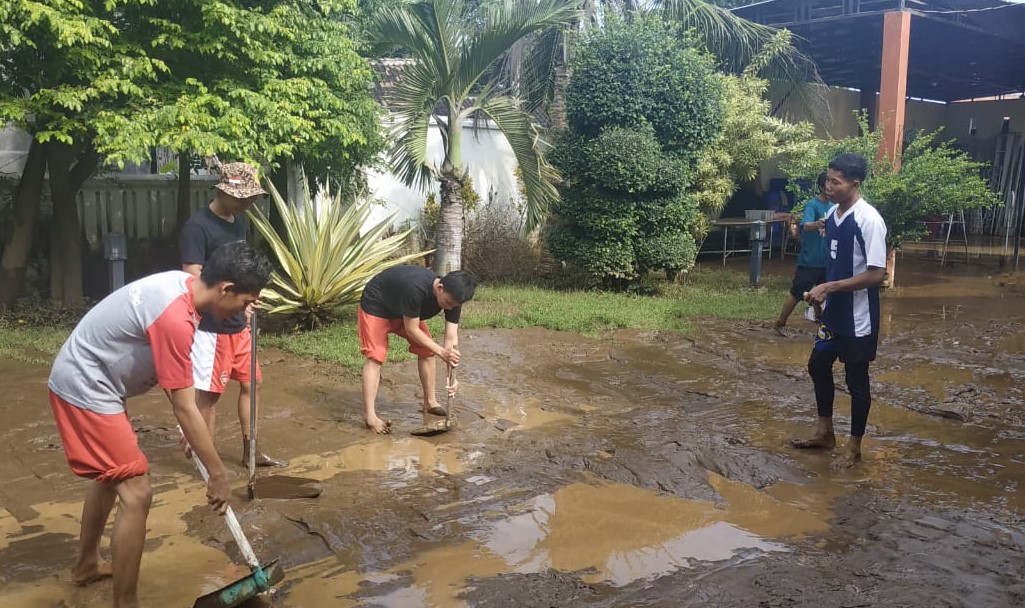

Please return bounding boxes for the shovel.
[245,311,322,500]
[183,431,285,608]
[411,366,456,437]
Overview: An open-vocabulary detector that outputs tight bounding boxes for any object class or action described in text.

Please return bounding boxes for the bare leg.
[363,359,390,433]
[418,356,444,416]
[238,380,285,466]
[111,475,153,608]
[72,481,117,585]
[789,416,837,449]
[832,436,863,469]
[775,294,799,335]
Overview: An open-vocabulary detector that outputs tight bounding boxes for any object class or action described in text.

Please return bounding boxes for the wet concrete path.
[1,258,1024,607]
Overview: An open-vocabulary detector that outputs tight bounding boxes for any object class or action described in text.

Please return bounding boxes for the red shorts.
[191,328,262,394]
[358,306,435,364]
[49,391,149,483]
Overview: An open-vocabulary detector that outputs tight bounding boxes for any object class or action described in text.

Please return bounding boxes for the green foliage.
[566,17,725,160]
[549,17,724,287]
[690,69,814,217]
[0,1,382,182]
[248,176,429,329]
[781,114,999,247]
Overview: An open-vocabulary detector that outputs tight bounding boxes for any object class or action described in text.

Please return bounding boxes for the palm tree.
[370,0,580,273]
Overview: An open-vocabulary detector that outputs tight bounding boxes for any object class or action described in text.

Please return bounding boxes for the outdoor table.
[705,217,789,266]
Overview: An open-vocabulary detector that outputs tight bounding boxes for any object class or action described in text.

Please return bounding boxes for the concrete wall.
[365,119,523,232]
[945,98,1025,162]
[0,125,31,176]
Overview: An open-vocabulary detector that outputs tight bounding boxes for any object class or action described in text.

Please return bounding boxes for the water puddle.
[282,474,830,607]
[288,439,470,482]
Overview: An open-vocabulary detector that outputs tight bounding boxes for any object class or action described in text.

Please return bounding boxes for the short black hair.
[816,171,828,190]
[828,153,868,183]
[441,270,477,303]
[200,241,272,295]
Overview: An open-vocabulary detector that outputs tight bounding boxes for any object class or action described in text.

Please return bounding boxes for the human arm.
[805,267,887,305]
[802,201,825,231]
[168,387,230,512]
[403,316,460,365]
[182,263,202,277]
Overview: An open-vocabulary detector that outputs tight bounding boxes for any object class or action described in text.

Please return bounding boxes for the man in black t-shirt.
[179,162,284,466]
[358,266,477,433]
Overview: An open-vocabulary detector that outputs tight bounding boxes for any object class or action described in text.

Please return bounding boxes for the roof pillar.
[877,9,911,168]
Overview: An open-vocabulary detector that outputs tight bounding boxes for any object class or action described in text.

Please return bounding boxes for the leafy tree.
[0,0,383,306]
[689,30,815,231]
[548,18,724,286]
[781,114,999,249]
[0,0,161,306]
[369,0,580,274]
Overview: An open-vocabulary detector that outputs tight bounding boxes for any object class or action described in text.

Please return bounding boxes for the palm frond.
[472,95,560,233]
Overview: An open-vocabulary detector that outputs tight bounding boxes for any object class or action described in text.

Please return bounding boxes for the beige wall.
[761,90,1025,190]
[944,98,1025,162]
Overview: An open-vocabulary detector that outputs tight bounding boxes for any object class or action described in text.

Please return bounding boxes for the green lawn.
[0,266,789,370]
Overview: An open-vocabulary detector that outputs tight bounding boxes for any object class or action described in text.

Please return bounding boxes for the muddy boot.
[242,437,288,467]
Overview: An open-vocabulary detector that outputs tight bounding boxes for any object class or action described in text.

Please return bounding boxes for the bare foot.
[73,561,113,586]
[773,323,789,337]
[424,405,447,417]
[366,417,392,434]
[788,434,836,449]
[831,448,862,470]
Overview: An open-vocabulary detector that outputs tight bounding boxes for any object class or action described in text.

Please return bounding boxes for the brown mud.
[1,256,1024,607]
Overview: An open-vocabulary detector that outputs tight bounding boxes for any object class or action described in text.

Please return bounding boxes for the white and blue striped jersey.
[822,198,887,338]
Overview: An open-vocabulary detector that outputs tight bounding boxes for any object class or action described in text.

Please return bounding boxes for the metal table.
[704,217,789,265]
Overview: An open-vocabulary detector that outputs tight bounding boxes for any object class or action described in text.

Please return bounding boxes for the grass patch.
[0,324,71,365]
[262,266,788,369]
[0,267,788,370]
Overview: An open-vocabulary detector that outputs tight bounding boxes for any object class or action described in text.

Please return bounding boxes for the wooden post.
[877,10,911,169]
[877,10,911,286]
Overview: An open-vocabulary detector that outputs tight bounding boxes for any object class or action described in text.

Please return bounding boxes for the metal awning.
[733,0,1025,101]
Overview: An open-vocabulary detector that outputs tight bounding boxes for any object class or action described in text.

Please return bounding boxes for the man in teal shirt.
[774,172,832,336]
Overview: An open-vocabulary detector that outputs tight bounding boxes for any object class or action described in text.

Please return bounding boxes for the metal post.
[103,232,128,292]
[749,221,765,287]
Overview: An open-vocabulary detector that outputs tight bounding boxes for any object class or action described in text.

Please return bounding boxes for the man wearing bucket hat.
[179,162,286,467]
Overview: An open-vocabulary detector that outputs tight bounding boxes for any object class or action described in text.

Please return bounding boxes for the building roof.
[733,0,1025,101]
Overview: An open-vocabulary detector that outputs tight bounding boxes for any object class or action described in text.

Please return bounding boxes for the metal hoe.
[410,366,456,436]
[186,435,285,608]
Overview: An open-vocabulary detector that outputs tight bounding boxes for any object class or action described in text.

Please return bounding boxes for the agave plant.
[248,177,429,328]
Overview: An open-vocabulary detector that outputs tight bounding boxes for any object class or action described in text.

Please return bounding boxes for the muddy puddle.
[2,255,1025,607]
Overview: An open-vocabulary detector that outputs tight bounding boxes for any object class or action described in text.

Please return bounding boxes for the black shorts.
[789,266,827,300]
[813,326,878,363]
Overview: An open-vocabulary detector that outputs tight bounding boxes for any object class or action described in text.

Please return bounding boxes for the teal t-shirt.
[797,196,833,268]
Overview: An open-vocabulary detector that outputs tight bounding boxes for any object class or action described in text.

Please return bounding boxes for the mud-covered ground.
[2,256,1024,607]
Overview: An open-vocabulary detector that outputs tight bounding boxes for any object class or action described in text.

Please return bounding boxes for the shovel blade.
[193,560,285,608]
[410,419,452,436]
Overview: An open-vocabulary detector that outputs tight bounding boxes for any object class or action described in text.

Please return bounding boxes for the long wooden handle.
[248,311,258,490]
[182,428,261,570]
[446,367,455,424]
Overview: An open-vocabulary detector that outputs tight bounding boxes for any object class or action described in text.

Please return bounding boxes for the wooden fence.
[76,174,270,252]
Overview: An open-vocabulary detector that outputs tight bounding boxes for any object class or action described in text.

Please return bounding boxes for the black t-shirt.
[360,265,461,324]
[179,207,249,334]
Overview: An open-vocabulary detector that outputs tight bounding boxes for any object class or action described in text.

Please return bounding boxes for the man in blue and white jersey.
[789,153,887,469]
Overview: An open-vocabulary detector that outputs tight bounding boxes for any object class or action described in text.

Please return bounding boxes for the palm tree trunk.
[433,173,465,274]
[0,139,46,306]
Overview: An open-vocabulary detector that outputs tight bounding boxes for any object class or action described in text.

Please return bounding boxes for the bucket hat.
[215,162,267,199]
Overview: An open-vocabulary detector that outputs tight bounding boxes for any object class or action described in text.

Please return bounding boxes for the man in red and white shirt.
[47,241,271,608]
